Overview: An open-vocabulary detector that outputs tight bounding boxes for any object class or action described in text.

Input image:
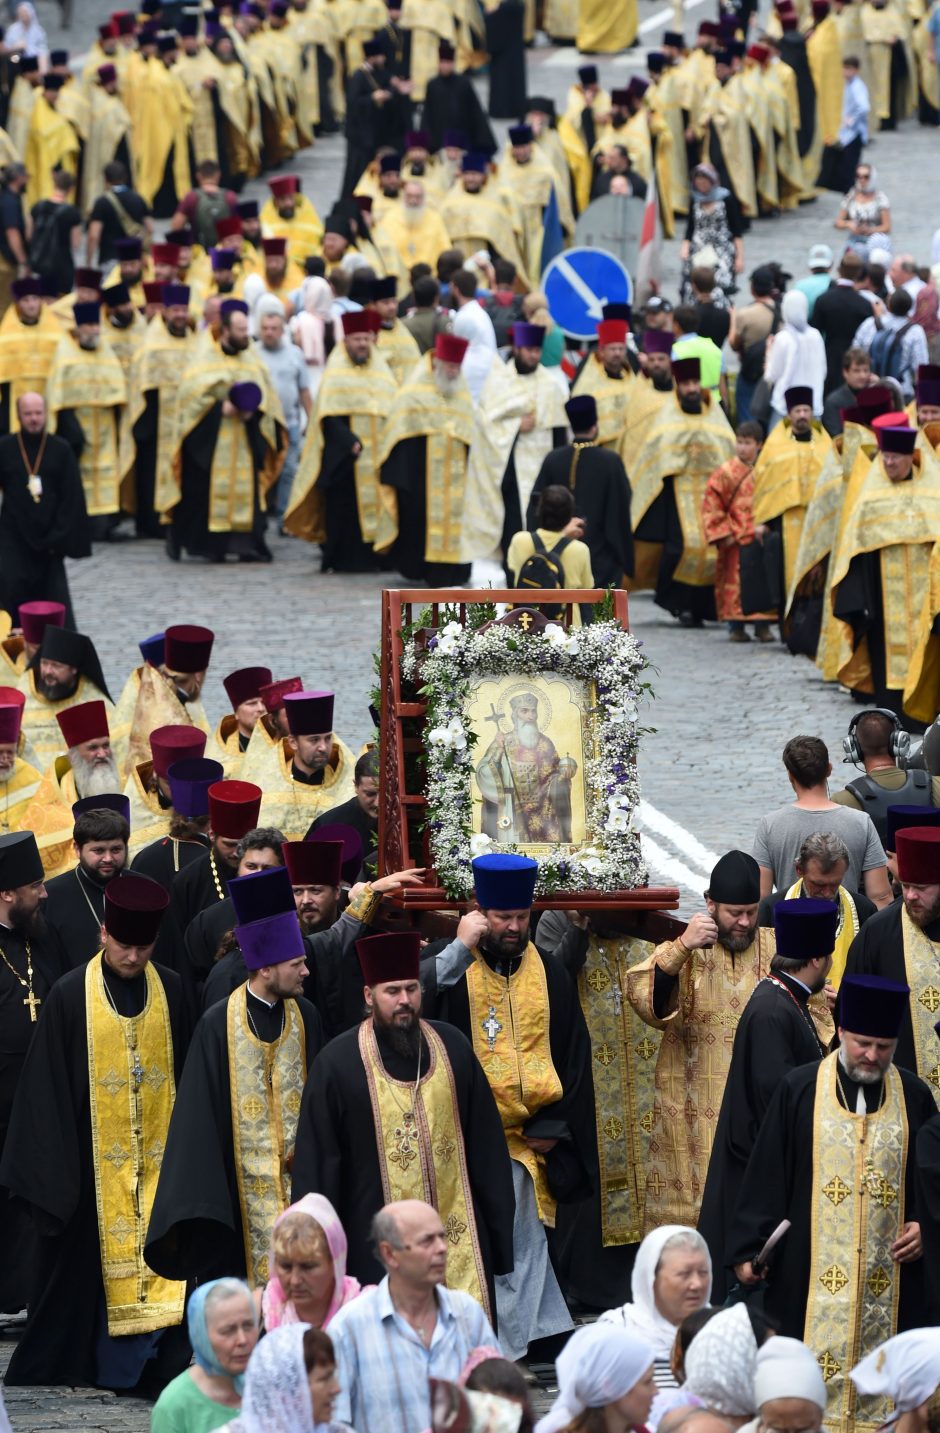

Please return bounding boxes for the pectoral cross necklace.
[17,429,48,502]
[0,936,40,1021]
[101,965,145,1088]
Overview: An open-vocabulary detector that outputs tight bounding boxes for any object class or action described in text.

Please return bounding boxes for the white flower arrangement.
[409,616,651,898]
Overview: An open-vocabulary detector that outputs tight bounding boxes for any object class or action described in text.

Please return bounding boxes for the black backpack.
[515,532,572,619]
[28,201,61,278]
[869,320,915,385]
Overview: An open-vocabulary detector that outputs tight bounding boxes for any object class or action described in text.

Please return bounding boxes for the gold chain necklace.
[0,936,41,1022]
[209,849,226,901]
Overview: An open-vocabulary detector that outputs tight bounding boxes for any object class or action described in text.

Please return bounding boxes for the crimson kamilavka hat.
[167,757,224,819]
[811,0,829,17]
[268,174,299,197]
[885,804,940,850]
[773,897,838,958]
[151,243,180,267]
[104,872,169,946]
[405,129,430,150]
[671,355,701,381]
[699,19,721,35]
[260,675,303,713]
[18,600,65,645]
[643,328,674,355]
[357,930,421,986]
[98,62,118,83]
[434,332,468,364]
[597,319,628,345]
[0,831,44,888]
[72,792,130,824]
[283,690,334,737]
[747,42,771,61]
[207,779,262,838]
[309,824,363,883]
[215,215,243,241]
[342,311,373,336]
[283,839,344,887]
[149,724,207,779]
[261,236,287,257]
[229,864,295,924]
[224,667,273,711]
[785,386,813,410]
[163,624,214,673]
[838,974,909,1038]
[143,282,164,305]
[895,827,940,884]
[74,267,102,291]
[56,699,109,748]
[0,687,24,744]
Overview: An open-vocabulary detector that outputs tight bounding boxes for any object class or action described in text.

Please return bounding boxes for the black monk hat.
[35,627,112,701]
[708,849,761,904]
[0,831,44,890]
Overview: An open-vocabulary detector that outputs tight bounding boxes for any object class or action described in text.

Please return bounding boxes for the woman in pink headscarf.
[262,1194,365,1331]
[290,278,340,395]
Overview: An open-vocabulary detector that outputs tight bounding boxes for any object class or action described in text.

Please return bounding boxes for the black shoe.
[165,532,181,562]
[678,612,704,628]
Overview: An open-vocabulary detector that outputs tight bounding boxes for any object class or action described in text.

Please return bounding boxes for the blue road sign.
[542,246,633,342]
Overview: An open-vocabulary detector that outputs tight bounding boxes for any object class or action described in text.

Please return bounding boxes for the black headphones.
[843,708,911,765]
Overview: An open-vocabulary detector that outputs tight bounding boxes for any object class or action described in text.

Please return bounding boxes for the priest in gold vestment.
[292,928,516,1316]
[0,278,65,433]
[570,318,636,449]
[627,849,832,1232]
[729,975,935,1433]
[245,689,356,840]
[0,874,190,1390]
[439,155,528,279]
[751,385,832,614]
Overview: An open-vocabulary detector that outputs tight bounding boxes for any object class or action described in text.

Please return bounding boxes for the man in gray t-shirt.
[753,734,892,906]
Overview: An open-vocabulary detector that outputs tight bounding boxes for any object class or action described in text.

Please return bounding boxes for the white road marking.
[638,798,720,880]
[640,833,710,896]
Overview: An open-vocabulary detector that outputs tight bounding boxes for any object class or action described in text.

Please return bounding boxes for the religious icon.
[468,673,590,852]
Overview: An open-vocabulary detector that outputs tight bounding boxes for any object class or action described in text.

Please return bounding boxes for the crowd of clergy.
[0,599,940,1432]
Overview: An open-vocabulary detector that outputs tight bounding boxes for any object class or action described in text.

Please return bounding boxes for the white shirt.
[452,298,498,403]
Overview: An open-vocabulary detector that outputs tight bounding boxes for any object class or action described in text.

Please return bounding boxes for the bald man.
[326,1199,498,1433]
[0,393,90,625]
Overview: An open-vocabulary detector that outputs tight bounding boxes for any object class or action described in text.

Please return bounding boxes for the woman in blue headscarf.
[151,1279,259,1433]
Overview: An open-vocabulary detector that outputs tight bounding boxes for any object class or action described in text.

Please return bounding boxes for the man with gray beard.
[374,179,453,273]
[55,701,122,803]
[376,332,474,583]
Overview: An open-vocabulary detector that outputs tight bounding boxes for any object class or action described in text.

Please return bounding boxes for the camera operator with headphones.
[830,709,939,849]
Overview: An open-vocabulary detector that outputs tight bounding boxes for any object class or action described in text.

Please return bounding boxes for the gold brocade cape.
[784,880,858,989]
[439,186,527,281]
[85,957,186,1335]
[494,147,555,286]
[169,344,285,531]
[570,355,634,448]
[465,942,563,1226]
[106,313,147,382]
[629,392,735,591]
[578,936,661,1246]
[211,715,245,774]
[134,59,194,208]
[359,1019,490,1316]
[399,0,456,100]
[227,987,307,1286]
[576,0,637,56]
[752,422,831,596]
[650,72,690,218]
[900,906,940,1103]
[904,537,940,722]
[828,448,940,693]
[704,73,758,219]
[45,332,133,517]
[25,94,79,209]
[375,320,421,388]
[807,14,845,146]
[811,424,878,680]
[374,205,454,275]
[626,929,833,1230]
[22,756,74,877]
[123,761,172,858]
[461,360,567,563]
[176,49,229,167]
[16,670,119,773]
[127,317,196,522]
[82,88,132,215]
[805,1052,906,1433]
[245,735,357,839]
[0,304,65,422]
[375,352,475,563]
[0,756,44,837]
[259,196,324,269]
[740,61,780,210]
[284,344,398,546]
[117,663,211,780]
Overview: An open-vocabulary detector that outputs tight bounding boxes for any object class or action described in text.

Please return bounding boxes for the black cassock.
[422,73,496,155]
[844,902,940,1077]
[43,865,113,970]
[833,551,913,721]
[131,834,211,893]
[915,1114,940,1322]
[0,428,89,626]
[132,390,167,538]
[635,479,717,623]
[484,1,526,120]
[0,957,189,1387]
[291,1017,516,1315]
[308,792,377,849]
[381,435,471,585]
[0,925,65,1313]
[526,443,634,589]
[727,1057,936,1337]
[698,972,829,1301]
[342,67,384,197]
[169,404,272,562]
[319,416,380,572]
[145,989,324,1283]
[778,34,817,159]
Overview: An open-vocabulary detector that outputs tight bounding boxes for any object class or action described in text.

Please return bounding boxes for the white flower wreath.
[403,617,651,898]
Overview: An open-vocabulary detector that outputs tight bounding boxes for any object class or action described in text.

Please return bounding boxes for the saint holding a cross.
[476,690,576,844]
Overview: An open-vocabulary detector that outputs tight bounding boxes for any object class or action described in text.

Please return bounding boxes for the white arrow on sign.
[553,255,607,320]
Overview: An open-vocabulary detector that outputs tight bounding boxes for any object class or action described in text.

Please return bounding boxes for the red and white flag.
[635,162,662,306]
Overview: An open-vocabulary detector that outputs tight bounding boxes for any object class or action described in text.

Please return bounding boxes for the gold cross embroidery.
[867,1265,892,1297]
[823,1175,851,1206]
[820,1264,848,1294]
[594,1042,616,1068]
[818,1351,842,1382]
[587,968,610,993]
[635,1036,658,1060]
[919,986,940,1013]
[647,1171,667,1197]
[603,1116,624,1140]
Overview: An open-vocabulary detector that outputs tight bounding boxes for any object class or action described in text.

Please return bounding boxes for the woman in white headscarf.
[737,1336,826,1433]
[599,1227,712,1391]
[763,289,827,425]
[227,1324,351,1433]
[535,1324,656,1433]
[291,277,341,395]
[3,3,47,59]
[679,1304,760,1429]
[851,1329,940,1433]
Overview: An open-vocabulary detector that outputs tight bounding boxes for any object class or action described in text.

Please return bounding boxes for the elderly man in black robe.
[698,897,837,1300]
[0,391,89,627]
[526,394,634,589]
